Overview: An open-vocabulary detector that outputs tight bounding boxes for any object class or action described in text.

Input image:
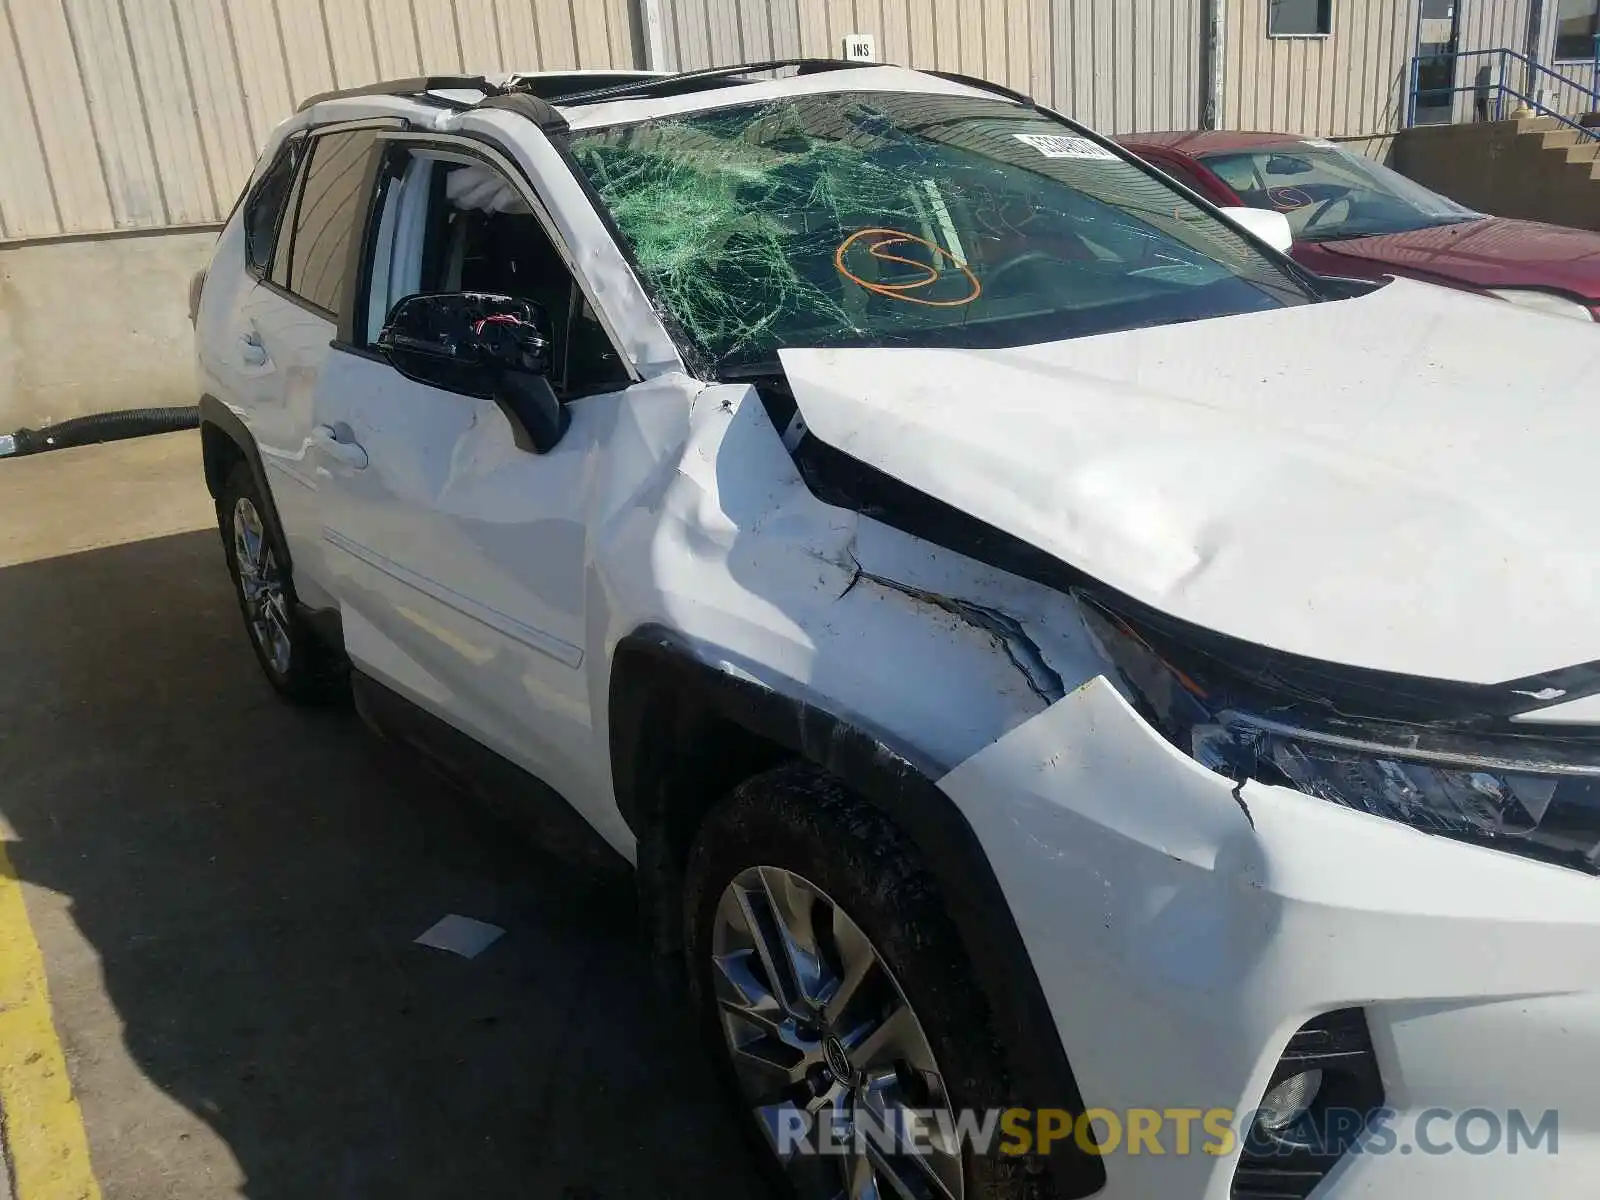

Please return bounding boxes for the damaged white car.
[195,60,1600,1200]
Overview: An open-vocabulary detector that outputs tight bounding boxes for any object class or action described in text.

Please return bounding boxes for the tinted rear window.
[243,137,304,274]
[285,129,379,316]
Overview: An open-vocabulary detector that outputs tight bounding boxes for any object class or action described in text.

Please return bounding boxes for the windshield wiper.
[1302,214,1487,243]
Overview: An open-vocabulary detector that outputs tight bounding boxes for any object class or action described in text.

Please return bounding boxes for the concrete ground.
[0,431,766,1198]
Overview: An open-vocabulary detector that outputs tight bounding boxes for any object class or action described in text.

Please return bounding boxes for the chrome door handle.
[239,332,269,368]
[311,423,368,470]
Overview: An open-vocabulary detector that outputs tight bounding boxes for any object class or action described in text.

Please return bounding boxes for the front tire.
[683,762,1046,1200]
[219,461,344,705]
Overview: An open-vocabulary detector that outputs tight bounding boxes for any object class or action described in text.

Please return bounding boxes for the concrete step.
[1397,119,1600,233]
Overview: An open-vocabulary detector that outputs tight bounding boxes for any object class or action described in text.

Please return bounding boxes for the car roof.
[295,69,670,113]
[293,61,1023,134]
[1116,130,1311,156]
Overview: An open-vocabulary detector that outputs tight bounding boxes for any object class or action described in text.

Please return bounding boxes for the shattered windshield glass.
[569,92,1316,373]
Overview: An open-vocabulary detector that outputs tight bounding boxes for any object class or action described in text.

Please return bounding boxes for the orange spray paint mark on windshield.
[834,228,981,307]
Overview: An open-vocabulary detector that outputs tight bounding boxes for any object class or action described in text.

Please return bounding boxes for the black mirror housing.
[378,292,551,390]
[377,292,568,453]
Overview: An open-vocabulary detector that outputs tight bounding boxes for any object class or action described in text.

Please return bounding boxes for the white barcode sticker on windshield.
[1011,133,1119,160]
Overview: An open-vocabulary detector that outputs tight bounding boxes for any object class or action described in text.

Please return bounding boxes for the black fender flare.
[198,393,294,572]
[610,623,1107,1198]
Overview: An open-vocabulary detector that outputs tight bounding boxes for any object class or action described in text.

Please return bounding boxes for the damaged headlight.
[1193,715,1600,864]
[1086,601,1600,874]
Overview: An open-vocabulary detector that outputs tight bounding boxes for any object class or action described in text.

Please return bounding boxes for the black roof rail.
[923,69,1034,106]
[293,62,1030,130]
[475,91,569,136]
[507,71,666,101]
[296,75,502,113]
[553,58,880,108]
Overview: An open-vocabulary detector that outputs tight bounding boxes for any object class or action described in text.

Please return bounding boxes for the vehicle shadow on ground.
[0,529,766,1199]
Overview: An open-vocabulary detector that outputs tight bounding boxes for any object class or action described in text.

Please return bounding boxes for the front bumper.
[940,675,1600,1199]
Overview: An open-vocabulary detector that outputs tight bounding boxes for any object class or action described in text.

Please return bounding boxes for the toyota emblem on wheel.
[822,1035,855,1088]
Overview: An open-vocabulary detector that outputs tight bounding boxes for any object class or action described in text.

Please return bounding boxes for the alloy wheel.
[232,496,292,675]
[711,866,964,1200]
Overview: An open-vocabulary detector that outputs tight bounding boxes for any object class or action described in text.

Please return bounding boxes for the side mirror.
[377,292,568,453]
[1218,206,1295,254]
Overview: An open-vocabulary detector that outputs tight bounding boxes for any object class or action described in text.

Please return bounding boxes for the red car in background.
[1117,130,1600,323]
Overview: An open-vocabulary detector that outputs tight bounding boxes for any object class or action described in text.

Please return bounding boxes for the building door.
[1415,0,1464,124]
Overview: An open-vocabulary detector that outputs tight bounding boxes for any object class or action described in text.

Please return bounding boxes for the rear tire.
[218,460,345,705]
[683,762,1047,1200]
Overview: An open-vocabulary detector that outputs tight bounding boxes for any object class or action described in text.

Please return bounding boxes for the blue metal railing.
[1406,44,1600,140]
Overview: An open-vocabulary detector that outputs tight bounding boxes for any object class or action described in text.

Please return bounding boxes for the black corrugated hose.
[0,406,199,458]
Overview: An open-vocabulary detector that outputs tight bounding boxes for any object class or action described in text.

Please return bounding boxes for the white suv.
[196,62,1600,1200]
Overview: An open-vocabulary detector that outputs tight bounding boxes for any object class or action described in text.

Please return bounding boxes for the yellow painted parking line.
[0,842,100,1200]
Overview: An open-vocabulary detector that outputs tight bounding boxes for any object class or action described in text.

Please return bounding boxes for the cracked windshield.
[570,92,1315,372]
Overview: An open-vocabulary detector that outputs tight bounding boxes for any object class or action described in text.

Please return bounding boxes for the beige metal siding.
[1224,0,1548,137]
[656,0,1205,133]
[1459,0,1531,60]
[0,0,640,242]
[1535,4,1600,117]
[1225,0,1426,136]
[1540,68,1600,116]
[1458,0,1538,121]
[1051,0,1204,132]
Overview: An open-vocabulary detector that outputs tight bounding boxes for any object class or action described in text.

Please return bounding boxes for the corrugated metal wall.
[1457,0,1539,121]
[1223,0,1544,137]
[6,0,1578,243]
[1539,66,1600,116]
[655,0,1577,140]
[0,0,639,241]
[1224,0,1426,136]
[1533,2,1600,117]
[655,0,1206,134]
[1459,0,1532,62]
[1049,0,1205,132]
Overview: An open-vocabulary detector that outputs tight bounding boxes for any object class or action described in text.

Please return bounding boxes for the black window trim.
[336,128,639,398]
[256,117,404,324]
[343,143,409,348]
[242,131,306,283]
[264,148,312,306]
[258,278,336,324]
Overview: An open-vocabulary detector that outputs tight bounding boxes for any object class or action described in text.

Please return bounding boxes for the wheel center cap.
[822,1035,856,1087]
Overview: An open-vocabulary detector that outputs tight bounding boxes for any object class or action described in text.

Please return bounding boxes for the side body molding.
[608,623,1109,1200]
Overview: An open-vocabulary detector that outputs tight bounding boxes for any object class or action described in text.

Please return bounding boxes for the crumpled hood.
[1319,217,1600,301]
[780,277,1600,685]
